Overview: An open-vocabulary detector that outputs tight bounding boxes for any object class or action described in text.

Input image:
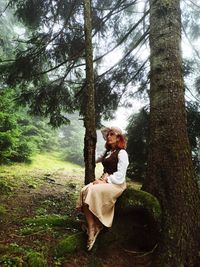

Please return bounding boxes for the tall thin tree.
[143,0,200,266]
[83,0,97,184]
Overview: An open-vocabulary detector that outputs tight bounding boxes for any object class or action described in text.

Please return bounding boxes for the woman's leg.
[82,204,103,250]
[82,204,96,231]
[83,205,103,231]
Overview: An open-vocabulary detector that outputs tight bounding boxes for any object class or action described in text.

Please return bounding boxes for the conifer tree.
[143,0,200,265]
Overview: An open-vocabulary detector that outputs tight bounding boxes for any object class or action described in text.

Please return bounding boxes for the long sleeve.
[95,150,107,163]
[107,149,129,184]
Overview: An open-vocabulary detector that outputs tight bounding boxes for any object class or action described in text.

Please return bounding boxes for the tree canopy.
[0,0,149,127]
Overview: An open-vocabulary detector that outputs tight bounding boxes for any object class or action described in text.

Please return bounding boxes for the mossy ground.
[0,152,152,267]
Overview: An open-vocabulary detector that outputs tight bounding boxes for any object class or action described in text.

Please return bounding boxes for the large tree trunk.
[83,0,96,185]
[143,0,200,266]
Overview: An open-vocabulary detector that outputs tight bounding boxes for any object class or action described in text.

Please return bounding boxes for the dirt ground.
[0,168,152,267]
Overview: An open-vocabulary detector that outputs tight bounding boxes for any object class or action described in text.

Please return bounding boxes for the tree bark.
[83,0,97,185]
[143,0,200,266]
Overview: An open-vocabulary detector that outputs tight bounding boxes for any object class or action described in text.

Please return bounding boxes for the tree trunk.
[143,0,200,266]
[83,0,96,185]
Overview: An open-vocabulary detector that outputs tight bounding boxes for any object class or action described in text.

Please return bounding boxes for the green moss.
[9,243,26,254]
[55,232,85,256]
[25,251,48,267]
[0,243,26,255]
[23,214,81,229]
[19,225,48,236]
[117,187,161,222]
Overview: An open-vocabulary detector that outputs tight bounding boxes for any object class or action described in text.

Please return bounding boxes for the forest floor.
[0,152,152,267]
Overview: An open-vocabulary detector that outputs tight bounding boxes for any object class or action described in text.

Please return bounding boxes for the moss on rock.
[114,187,161,250]
[116,187,161,221]
[97,187,161,251]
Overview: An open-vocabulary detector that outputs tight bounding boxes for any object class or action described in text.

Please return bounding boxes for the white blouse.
[96,149,129,185]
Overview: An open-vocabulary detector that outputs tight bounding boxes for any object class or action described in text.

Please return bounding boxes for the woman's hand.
[93,179,107,185]
[101,173,109,180]
[92,173,109,184]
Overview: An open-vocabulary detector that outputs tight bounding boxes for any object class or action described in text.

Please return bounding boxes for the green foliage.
[0,180,14,194]
[25,251,48,267]
[127,104,200,181]
[0,0,147,127]
[21,119,59,152]
[0,0,22,61]
[0,248,47,267]
[0,255,23,267]
[0,4,60,163]
[0,88,59,164]
[126,107,149,181]
[8,243,26,254]
[0,90,32,163]
[186,102,200,177]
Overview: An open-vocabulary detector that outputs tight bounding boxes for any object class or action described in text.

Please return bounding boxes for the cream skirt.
[76,182,126,227]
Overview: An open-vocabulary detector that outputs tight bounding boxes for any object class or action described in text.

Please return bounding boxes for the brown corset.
[102,150,120,175]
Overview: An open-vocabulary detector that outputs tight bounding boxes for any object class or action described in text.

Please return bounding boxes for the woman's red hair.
[105,134,127,150]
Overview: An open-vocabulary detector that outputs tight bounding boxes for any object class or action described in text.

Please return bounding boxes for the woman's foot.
[87,224,103,251]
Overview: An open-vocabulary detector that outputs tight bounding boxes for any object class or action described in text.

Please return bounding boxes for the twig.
[123,243,158,257]
[0,1,12,17]
[12,229,47,238]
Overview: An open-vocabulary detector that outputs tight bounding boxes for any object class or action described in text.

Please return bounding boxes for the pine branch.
[0,0,12,16]
[93,0,132,11]
[98,27,150,78]
[184,0,200,9]
[182,25,200,59]
[185,85,200,103]
[94,9,149,63]
[3,0,149,85]
[105,0,139,17]
[32,13,150,77]
[124,57,149,87]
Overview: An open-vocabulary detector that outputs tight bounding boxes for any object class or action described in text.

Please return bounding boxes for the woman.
[76,126,129,251]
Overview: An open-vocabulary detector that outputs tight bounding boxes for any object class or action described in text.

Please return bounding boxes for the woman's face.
[106,131,119,147]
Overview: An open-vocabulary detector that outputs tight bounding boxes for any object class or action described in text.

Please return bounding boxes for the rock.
[56,187,161,255]
[113,187,161,250]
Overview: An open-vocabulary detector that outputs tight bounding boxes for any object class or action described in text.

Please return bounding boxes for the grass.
[0,152,85,266]
[0,151,83,175]
[0,151,85,190]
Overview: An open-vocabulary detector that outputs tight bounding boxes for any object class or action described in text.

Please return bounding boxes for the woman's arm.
[95,150,107,163]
